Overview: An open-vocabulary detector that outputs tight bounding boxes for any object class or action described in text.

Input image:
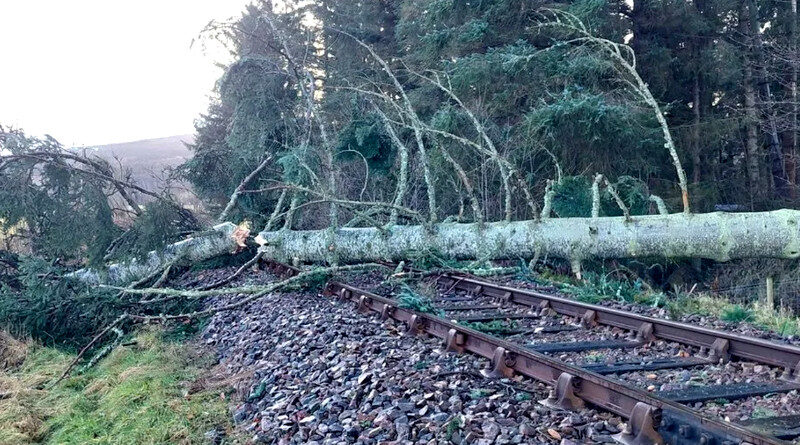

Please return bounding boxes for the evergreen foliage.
[552,176,593,217]
[336,115,396,173]
[105,200,200,263]
[0,129,119,263]
[183,0,800,229]
[0,257,200,348]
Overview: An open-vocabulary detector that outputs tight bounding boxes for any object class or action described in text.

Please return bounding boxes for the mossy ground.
[0,328,240,444]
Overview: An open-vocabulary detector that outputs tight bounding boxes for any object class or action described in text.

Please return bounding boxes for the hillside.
[73,135,203,211]
[77,134,194,189]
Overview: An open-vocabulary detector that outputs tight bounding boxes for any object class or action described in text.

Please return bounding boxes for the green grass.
[514,392,532,401]
[0,329,239,444]
[525,267,800,339]
[721,305,754,323]
[444,416,462,440]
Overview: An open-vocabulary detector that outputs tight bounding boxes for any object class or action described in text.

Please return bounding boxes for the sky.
[0,1,252,147]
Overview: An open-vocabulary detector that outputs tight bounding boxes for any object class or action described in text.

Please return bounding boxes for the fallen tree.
[256,210,800,267]
[72,222,240,285]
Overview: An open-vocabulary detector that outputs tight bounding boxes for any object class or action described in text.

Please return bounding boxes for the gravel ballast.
[167,264,800,443]
[198,268,624,444]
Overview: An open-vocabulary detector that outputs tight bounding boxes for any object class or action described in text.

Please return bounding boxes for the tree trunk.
[692,72,702,184]
[744,59,762,202]
[748,0,789,197]
[741,1,761,203]
[73,223,239,285]
[256,210,800,264]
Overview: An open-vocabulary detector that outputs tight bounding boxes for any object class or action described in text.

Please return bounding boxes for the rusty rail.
[440,274,800,376]
[264,261,786,444]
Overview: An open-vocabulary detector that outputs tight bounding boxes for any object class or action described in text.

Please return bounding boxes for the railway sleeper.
[740,415,800,440]
[581,357,710,375]
[315,273,784,445]
[529,339,642,354]
[441,274,800,374]
[454,312,542,322]
[657,381,800,404]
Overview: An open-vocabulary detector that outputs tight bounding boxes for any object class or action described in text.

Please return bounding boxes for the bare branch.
[217,155,273,223]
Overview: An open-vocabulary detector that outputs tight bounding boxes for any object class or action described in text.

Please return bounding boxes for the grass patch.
[721,305,754,323]
[514,392,532,401]
[752,406,778,419]
[0,329,239,444]
[525,267,800,339]
[444,416,462,440]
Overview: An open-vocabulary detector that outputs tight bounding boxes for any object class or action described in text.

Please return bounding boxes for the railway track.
[265,261,800,445]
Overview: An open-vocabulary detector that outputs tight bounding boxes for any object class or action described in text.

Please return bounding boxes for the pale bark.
[541,180,555,219]
[591,174,602,218]
[604,178,630,221]
[339,30,438,222]
[218,156,272,223]
[263,14,338,231]
[283,193,301,230]
[256,210,800,264]
[378,111,410,227]
[72,223,239,285]
[264,189,288,232]
[648,195,669,215]
[425,73,514,221]
[539,10,691,213]
[438,143,483,223]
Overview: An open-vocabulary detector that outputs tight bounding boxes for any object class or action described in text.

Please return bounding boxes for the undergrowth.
[0,257,202,349]
[0,328,239,444]
[397,285,443,316]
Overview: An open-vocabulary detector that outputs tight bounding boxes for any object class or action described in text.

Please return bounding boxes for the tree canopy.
[184,0,799,231]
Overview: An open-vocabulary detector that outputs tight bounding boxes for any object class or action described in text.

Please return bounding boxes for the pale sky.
[0,1,252,146]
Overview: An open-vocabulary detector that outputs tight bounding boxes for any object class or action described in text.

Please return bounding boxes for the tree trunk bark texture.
[72,223,239,285]
[741,1,762,202]
[256,210,800,264]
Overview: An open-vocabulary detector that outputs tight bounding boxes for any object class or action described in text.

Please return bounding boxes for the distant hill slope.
[78,134,194,183]
[74,134,201,209]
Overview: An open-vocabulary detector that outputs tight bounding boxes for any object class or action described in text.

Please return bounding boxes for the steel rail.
[263,262,786,444]
[440,274,800,375]
[325,280,780,445]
